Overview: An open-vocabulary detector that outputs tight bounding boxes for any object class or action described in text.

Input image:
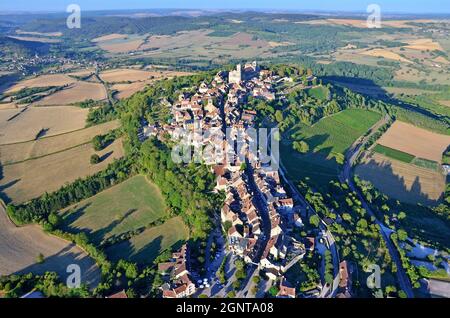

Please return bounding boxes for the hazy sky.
[1,0,449,14]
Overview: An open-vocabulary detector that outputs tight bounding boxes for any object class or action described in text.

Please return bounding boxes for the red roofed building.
[277,278,296,298]
[106,290,128,299]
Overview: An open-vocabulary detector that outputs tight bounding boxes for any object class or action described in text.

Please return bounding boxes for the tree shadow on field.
[100,151,113,162]
[355,157,442,207]
[322,76,449,122]
[15,243,101,289]
[106,235,164,265]
[62,203,92,227]
[93,208,138,244]
[282,132,341,191]
[0,178,20,204]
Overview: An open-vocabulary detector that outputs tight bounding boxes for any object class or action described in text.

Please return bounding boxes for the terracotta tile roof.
[107,290,128,299]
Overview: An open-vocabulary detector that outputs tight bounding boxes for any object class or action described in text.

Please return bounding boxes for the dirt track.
[0,204,100,288]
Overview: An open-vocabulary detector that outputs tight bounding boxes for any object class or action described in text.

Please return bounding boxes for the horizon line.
[1,8,450,15]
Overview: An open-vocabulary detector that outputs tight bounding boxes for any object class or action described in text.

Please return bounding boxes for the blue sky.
[1,0,449,14]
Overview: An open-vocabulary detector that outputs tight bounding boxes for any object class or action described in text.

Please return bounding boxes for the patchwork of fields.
[0,106,89,144]
[0,120,120,164]
[356,120,450,206]
[0,139,124,204]
[377,121,450,163]
[355,153,446,206]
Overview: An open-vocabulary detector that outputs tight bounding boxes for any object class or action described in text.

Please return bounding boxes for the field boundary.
[0,119,118,146]
[1,141,91,166]
[373,144,415,163]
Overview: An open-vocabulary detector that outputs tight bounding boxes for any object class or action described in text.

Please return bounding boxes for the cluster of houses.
[149,62,323,298]
[158,244,197,298]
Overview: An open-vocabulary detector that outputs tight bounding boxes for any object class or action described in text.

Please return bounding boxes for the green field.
[373,144,415,163]
[282,109,382,189]
[60,175,167,245]
[306,86,330,101]
[294,109,382,163]
[412,157,440,171]
[105,216,189,264]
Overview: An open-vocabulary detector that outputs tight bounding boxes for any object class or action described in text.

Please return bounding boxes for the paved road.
[267,131,340,298]
[340,116,415,298]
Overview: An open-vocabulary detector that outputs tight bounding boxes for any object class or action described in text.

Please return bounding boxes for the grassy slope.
[282,109,382,189]
[60,175,167,244]
[298,109,382,159]
[105,216,189,264]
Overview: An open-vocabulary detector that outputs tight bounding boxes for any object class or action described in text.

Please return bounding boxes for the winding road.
[339,116,415,298]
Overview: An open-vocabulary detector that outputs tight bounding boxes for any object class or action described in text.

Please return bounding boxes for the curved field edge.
[0,200,100,288]
[59,175,168,245]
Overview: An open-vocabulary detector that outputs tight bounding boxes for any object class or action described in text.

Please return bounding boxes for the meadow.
[60,175,167,245]
[293,109,382,163]
[105,216,189,264]
[282,109,382,188]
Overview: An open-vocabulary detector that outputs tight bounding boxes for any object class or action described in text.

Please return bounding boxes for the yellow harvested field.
[361,49,411,63]
[99,68,154,83]
[0,139,124,204]
[108,69,192,99]
[98,39,144,53]
[0,103,19,110]
[0,108,20,123]
[268,41,294,47]
[438,100,450,107]
[0,106,88,144]
[0,204,100,287]
[112,81,150,99]
[222,32,268,47]
[67,69,95,77]
[405,39,444,51]
[16,30,62,37]
[0,120,120,164]
[356,153,446,206]
[434,56,450,65]
[5,74,76,93]
[378,121,450,163]
[33,82,107,105]
[301,19,438,29]
[91,33,128,42]
[7,36,61,43]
